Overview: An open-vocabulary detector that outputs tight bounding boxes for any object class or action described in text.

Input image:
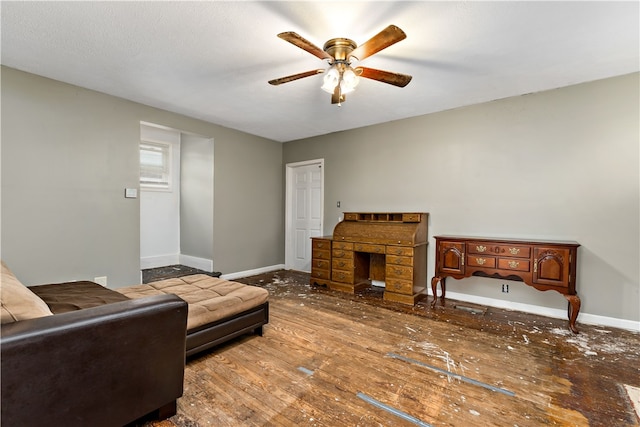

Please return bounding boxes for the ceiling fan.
[268,25,412,105]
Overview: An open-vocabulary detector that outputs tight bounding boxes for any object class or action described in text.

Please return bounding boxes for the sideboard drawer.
[468,242,531,258]
[467,255,496,268]
[502,245,531,258]
[497,258,530,272]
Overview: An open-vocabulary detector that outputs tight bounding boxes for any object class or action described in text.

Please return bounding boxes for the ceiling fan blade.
[277,32,333,61]
[268,69,325,86]
[355,67,412,88]
[349,25,407,62]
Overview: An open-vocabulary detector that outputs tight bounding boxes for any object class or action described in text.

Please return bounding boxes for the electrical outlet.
[94,276,108,287]
[502,284,509,293]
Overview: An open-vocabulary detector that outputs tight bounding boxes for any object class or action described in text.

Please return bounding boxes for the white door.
[286,160,324,272]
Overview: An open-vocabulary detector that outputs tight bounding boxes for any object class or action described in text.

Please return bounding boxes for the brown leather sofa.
[0,262,188,427]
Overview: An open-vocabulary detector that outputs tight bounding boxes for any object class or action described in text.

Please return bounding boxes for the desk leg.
[430,276,446,306]
[565,294,581,334]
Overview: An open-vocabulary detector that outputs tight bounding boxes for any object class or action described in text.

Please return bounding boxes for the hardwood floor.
[155,270,639,427]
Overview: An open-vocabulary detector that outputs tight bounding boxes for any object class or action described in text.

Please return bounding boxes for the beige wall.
[1,66,284,287]
[283,73,640,325]
[2,65,637,325]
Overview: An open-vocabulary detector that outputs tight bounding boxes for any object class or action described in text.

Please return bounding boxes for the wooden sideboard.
[431,235,581,333]
[310,213,429,305]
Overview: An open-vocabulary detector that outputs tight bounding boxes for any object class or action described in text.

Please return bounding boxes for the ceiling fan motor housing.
[323,38,357,62]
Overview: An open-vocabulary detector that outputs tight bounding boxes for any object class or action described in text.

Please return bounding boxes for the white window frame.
[140,138,172,191]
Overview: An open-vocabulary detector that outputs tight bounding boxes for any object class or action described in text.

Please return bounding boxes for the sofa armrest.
[1,294,188,427]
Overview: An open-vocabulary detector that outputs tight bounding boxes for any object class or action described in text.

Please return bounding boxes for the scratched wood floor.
[150,270,639,427]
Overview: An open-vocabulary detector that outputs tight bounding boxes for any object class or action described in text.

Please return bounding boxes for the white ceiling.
[1,1,638,142]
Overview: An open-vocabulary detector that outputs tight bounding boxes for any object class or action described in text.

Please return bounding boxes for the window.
[140,140,172,190]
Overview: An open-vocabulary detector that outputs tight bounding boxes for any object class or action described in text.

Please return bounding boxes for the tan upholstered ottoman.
[118,274,269,356]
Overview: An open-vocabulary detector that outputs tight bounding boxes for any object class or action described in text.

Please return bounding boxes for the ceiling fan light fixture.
[321,65,340,93]
[321,63,359,95]
[340,66,359,94]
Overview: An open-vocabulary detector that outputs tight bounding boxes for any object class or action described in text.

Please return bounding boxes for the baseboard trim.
[221,264,285,281]
[179,255,213,272]
[140,254,180,270]
[441,290,640,333]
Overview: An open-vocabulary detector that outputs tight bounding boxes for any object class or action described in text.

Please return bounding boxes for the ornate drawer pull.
[509,247,520,255]
[476,245,487,252]
[508,261,520,269]
[476,258,486,265]
[533,258,538,273]
[338,261,345,267]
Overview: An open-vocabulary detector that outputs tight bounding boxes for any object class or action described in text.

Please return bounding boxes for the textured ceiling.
[1,1,638,142]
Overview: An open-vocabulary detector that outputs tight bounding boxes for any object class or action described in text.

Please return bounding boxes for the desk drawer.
[332,269,354,283]
[498,258,530,272]
[332,249,353,259]
[312,239,332,250]
[354,243,385,254]
[386,264,414,280]
[386,255,413,266]
[332,258,354,270]
[386,246,414,257]
[386,279,413,295]
[313,249,331,260]
[312,259,331,270]
[333,241,353,250]
[311,269,331,280]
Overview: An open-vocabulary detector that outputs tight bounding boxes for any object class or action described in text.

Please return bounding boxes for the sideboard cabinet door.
[533,247,571,287]
[438,241,465,275]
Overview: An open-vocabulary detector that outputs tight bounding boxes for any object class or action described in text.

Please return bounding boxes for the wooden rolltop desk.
[310,212,429,305]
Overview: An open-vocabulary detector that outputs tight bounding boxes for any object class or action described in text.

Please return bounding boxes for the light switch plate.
[124,188,137,198]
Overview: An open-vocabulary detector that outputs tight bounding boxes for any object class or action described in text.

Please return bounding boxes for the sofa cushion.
[1,261,53,324]
[117,274,269,331]
[29,281,130,314]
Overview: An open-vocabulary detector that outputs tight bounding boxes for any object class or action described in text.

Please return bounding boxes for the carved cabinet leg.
[565,294,581,334]
[430,276,446,306]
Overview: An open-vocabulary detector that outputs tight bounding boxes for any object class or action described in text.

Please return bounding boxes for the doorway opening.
[139,122,214,274]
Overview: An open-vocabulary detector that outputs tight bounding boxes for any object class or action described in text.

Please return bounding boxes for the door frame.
[285,159,325,270]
